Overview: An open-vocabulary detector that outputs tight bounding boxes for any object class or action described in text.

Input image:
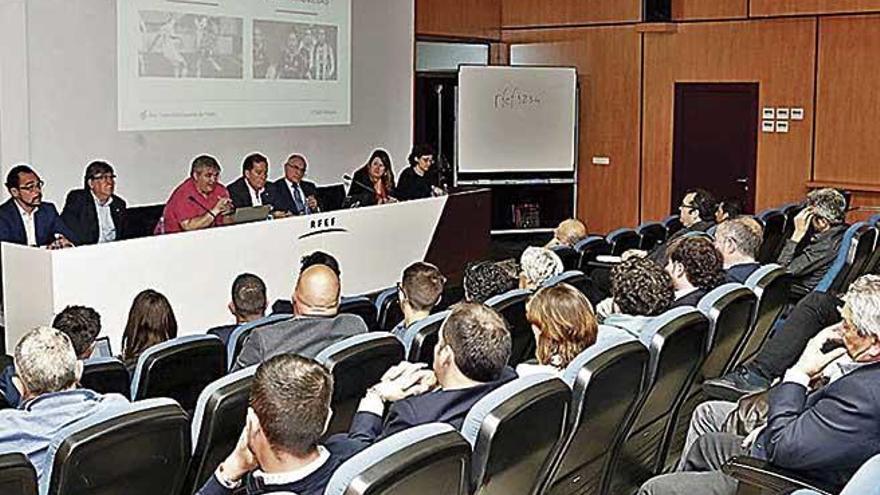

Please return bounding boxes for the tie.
[292,184,308,214]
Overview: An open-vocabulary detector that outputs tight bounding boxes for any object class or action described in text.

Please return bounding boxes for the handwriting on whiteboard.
[494,85,543,110]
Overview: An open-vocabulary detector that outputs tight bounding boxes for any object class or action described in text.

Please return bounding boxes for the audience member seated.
[646,189,717,263]
[666,236,726,308]
[227,153,281,212]
[301,250,340,276]
[715,216,763,283]
[1,305,101,408]
[637,274,880,495]
[715,197,743,224]
[61,160,127,245]
[197,355,362,495]
[391,262,446,340]
[396,144,441,201]
[517,284,598,376]
[233,264,367,371]
[346,149,397,207]
[0,327,128,481]
[462,260,518,303]
[342,302,516,445]
[519,246,564,291]
[158,155,233,233]
[208,273,268,346]
[777,188,849,299]
[273,154,321,216]
[545,218,588,249]
[120,289,178,371]
[601,257,675,338]
[0,164,75,248]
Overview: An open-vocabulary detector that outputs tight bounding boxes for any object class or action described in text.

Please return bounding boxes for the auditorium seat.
[225,313,290,370]
[540,270,592,296]
[270,298,294,314]
[130,335,226,413]
[461,374,570,495]
[401,310,449,365]
[0,453,37,495]
[44,398,190,495]
[723,453,855,495]
[791,453,880,495]
[549,244,581,271]
[865,214,880,275]
[815,222,877,295]
[340,295,379,331]
[80,357,131,398]
[756,208,787,263]
[315,333,404,436]
[663,215,684,238]
[663,284,757,469]
[325,423,471,495]
[485,289,534,366]
[606,228,642,256]
[609,307,709,493]
[374,286,404,332]
[183,366,255,495]
[541,326,650,495]
[730,264,789,369]
[574,236,612,274]
[637,221,667,251]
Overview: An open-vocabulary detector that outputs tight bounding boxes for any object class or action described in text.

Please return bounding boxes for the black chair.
[461,374,570,495]
[637,222,667,251]
[541,326,650,495]
[663,215,684,238]
[574,236,612,274]
[225,314,290,370]
[865,214,880,275]
[609,307,709,493]
[606,228,642,256]
[401,310,449,365]
[270,298,294,315]
[45,398,190,495]
[731,264,789,369]
[317,183,347,211]
[80,357,131,398]
[0,354,13,409]
[374,286,404,332]
[183,366,256,495]
[540,270,592,295]
[340,295,379,332]
[130,335,226,413]
[0,453,37,495]
[756,208,787,264]
[550,245,581,271]
[325,423,472,495]
[724,451,880,495]
[316,333,404,436]
[815,222,878,295]
[485,289,534,366]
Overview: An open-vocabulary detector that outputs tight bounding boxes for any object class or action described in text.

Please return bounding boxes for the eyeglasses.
[286,162,307,172]
[90,174,117,182]
[17,180,44,192]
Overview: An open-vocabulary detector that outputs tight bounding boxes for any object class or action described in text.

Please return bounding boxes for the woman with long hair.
[120,289,178,369]
[346,149,397,207]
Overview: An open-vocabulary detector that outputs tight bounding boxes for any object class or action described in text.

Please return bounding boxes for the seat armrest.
[722,456,833,495]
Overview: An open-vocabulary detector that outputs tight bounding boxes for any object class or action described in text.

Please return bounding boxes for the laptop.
[230,205,272,225]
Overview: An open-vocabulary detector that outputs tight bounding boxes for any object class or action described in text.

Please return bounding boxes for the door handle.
[736,178,748,183]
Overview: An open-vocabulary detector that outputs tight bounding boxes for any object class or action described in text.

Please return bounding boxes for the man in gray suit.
[232,264,367,371]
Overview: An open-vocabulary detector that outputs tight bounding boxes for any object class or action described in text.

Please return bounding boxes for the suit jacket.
[0,198,76,246]
[272,178,320,215]
[752,361,880,489]
[726,262,761,284]
[231,314,367,371]
[226,177,280,210]
[345,367,518,446]
[60,189,127,245]
[777,224,848,299]
[670,288,707,309]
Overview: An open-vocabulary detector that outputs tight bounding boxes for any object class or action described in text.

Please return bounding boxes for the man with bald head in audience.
[232,264,367,370]
[545,218,588,248]
[715,216,763,283]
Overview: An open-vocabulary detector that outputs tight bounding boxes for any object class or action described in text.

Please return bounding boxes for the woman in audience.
[519,246,564,291]
[518,283,598,376]
[347,149,396,207]
[396,144,440,201]
[463,260,518,303]
[602,257,674,339]
[120,289,178,370]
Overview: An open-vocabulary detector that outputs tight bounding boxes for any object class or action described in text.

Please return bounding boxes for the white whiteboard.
[457,65,577,174]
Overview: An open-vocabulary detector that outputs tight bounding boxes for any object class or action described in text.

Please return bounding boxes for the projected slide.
[118,0,350,131]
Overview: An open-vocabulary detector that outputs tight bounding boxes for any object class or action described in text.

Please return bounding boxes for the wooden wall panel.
[502,0,640,28]
[751,0,880,17]
[642,18,816,222]
[503,27,641,233]
[814,15,880,187]
[416,0,502,40]
[672,0,748,20]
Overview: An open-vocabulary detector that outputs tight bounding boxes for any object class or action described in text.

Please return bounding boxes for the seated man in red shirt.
[158,155,233,233]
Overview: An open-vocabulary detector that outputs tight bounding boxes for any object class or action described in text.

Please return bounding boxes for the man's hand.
[370,362,436,402]
[218,408,259,483]
[212,197,234,217]
[47,234,74,250]
[791,207,814,243]
[791,323,847,379]
[306,195,319,211]
[271,210,293,219]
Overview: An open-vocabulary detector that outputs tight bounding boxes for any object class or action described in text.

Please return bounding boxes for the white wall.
[0,0,414,205]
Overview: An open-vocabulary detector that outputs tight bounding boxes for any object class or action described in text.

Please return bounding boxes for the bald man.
[232,265,368,371]
[546,218,588,248]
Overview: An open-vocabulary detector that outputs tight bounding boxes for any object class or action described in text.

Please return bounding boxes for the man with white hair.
[519,246,564,291]
[714,216,763,283]
[638,274,880,494]
[0,326,128,481]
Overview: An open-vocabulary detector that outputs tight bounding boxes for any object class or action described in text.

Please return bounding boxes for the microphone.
[188,196,216,218]
[342,174,376,194]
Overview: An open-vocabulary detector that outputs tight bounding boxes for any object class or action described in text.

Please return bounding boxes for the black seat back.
[606,228,642,256]
[839,225,879,292]
[0,453,37,495]
[550,245,582,271]
[733,265,789,368]
[316,333,404,435]
[80,357,131,399]
[697,284,758,380]
[403,311,450,365]
[375,286,404,332]
[485,289,534,366]
[816,222,877,294]
[663,215,684,238]
[340,296,379,331]
[637,222,667,251]
[575,237,612,273]
[756,209,786,263]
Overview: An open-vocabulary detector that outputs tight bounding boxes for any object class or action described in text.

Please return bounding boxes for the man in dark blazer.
[273,154,321,215]
[340,302,516,446]
[715,216,763,284]
[0,165,75,247]
[226,152,280,210]
[60,161,127,245]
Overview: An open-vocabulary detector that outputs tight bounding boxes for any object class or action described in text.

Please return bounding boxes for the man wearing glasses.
[273,154,321,216]
[61,161,128,245]
[0,164,74,248]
